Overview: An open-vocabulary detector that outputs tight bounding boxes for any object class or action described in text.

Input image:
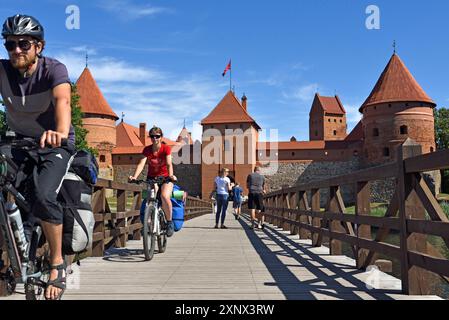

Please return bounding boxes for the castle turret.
[360,53,436,165]
[76,67,119,179]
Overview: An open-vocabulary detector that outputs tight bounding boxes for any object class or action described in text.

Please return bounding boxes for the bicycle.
[130,177,181,261]
[0,137,68,300]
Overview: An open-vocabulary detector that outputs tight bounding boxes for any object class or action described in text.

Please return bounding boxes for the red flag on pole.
[222,60,231,77]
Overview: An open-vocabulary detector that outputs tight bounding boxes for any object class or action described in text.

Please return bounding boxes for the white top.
[215,176,231,195]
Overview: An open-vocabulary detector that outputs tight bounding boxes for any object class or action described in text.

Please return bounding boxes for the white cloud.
[70,46,97,55]
[97,0,171,20]
[283,83,319,102]
[55,52,222,141]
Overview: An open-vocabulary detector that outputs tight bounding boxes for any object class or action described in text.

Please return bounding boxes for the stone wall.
[113,164,201,197]
[264,158,361,206]
[264,158,441,207]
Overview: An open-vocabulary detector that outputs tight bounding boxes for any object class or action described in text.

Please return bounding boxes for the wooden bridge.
[1,140,448,300]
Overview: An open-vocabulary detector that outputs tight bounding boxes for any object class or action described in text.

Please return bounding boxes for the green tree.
[434,107,449,150]
[0,100,6,136]
[434,107,449,193]
[71,83,98,155]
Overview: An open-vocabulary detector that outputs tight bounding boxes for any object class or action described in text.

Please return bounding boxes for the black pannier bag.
[69,150,99,185]
[58,171,95,255]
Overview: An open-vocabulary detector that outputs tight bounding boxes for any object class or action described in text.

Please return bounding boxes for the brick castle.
[75,53,438,199]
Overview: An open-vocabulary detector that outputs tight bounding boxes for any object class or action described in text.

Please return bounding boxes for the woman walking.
[213,168,232,229]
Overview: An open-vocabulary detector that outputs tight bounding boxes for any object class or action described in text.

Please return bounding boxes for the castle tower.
[176,123,194,145]
[360,53,436,165]
[76,67,119,179]
[309,93,347,141]
[201,91,260,198]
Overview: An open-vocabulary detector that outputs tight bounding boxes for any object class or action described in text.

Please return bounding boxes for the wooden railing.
[90,178,213,257]
[257,140,449,295]
[0,178,212,296]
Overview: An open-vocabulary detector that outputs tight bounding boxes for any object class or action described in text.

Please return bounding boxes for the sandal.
[45,263,66,300]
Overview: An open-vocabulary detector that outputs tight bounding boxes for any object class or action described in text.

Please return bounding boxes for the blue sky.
[1,0,448,141]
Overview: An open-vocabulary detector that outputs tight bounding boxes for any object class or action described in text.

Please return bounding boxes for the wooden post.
[311,188,321,247]
[397,138,430,295]
[92,188,106,257]
[116,190,127,247]
[282,190,290,231]
[355,181,371,269]
[298,191,311,239]
[132,191,142,240]
[328,186,344,255]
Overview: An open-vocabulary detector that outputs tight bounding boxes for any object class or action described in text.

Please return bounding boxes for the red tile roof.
[176,127,193,144]
[201,91,261,129]
[115,121,178,148]
[360,54,435,112]
[257,140,362,151]
[75,68,119,119]
[344,121,363,141]
[316,94,346,115]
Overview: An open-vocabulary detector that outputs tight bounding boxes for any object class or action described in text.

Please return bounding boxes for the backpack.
[58,171,95,255]
[69,150,99,185]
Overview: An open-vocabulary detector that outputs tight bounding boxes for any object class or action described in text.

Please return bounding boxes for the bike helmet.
[2,14,44,40]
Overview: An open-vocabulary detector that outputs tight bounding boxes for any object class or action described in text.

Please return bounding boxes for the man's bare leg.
[41,221,64,300]
[250,208,257,228]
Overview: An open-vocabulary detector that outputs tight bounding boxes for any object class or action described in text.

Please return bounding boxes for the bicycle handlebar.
[129,176,175,186]
[0,137,69,149]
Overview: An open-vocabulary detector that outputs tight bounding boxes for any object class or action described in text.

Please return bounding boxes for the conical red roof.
[201,91,260,129]
[360,54,435,112]
[76,67,119,119]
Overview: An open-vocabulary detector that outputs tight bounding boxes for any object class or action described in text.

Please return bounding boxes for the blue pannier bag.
[139,184,185,232]
[172,184,185,232]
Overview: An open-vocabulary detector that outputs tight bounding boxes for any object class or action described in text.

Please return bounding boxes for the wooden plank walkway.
[2,207,442,300]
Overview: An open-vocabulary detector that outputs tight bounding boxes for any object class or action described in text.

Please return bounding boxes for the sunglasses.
[4,39,36,52]
[150,135,161,139]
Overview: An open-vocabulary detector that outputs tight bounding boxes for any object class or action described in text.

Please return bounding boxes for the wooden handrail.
[256,140,449,296]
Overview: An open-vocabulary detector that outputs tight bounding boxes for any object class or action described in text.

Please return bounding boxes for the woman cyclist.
[129,126,176,237]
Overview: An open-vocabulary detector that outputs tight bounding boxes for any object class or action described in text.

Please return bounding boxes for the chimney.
[241,93,247,111]
[139,123,146,145]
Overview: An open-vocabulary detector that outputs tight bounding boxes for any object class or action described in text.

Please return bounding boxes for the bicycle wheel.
[143,204,156,261]
[157,210,167,253]
[25,244,51,300]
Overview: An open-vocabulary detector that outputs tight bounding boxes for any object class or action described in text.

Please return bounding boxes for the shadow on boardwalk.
[238,214,400,300]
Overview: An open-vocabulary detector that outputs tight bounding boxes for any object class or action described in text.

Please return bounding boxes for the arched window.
[400,125,408,135]
[100,155,106,162]
[383,147,390,157]
[373,128,379,137]
[333,130,337,136]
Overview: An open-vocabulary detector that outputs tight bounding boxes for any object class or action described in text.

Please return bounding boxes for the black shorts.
[248,193,264,210]
[10,146,75,225]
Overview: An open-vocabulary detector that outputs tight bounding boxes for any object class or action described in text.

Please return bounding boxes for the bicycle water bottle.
[6,202,29,258]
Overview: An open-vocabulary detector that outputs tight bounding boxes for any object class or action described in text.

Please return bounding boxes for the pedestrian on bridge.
[213,168,232,229]
[247,167,266,230]
[232,182,243,220]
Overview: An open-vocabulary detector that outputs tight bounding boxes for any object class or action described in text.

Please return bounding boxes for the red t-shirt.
[142,143,171,178]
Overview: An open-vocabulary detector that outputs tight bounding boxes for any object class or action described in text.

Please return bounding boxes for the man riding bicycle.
[0,14,75,300]
[129,126,177,237]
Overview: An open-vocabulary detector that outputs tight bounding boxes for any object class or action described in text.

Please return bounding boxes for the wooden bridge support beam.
[398,140,431,295]
[355,181,371,269]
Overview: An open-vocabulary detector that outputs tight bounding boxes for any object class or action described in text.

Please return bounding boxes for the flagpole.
[230,60,232,92]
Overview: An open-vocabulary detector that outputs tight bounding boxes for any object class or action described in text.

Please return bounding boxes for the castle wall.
[362,102,435,165]
[113,163,202,197]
